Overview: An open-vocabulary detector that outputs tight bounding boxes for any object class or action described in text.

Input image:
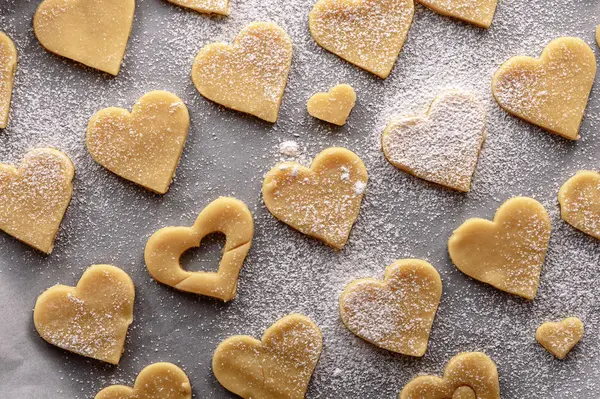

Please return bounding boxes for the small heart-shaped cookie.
[558,171,600,240]
[87,91,190,194]
[0,32,17,129]
[340,259,442,356]
[307,84,356,126]
[417,0,498,28]
[263,147,368,249]
[95,362,192,399]
[213,313,322,399]
[492,37,596,140]
[382,90,486,192]
[448,197,551,299]
[309,0,414,78]
[536,317,584,359]
[33,0,135,75]
[145,197,253,302]
[192,22,293,123]
[0,148,74,253]
[400,352,500,399]
[168,0,228,15]
[34,265,135,364]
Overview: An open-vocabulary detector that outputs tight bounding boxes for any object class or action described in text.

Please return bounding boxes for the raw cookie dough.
[168,0,229,15]
[213,314,322,399]
[492,37,596,140]
[597,26,600,48]
[416,0,498,28]
[33,265,135,364]
[339,259,442,356]
[558,171,600,240]
[307,84,356,126]
[448,197,551,300]
[145,197,254,302]
[262,147,368,249]
[95,362,192,399]
[382,90,486,192]
[0,148,74,253]
[192,22,293,122]
[87,90,190,194]
[536,317,584,359]
[400,352,500,399]
[0,32,17,129]
[309,0,414,79]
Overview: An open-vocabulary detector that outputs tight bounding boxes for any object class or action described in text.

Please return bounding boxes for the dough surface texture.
[307,84,356,126]
[0,32,16,128]
[536,317,584,359]
[416,0,498,28]
[558,171,600,240]
[168,0,228,15]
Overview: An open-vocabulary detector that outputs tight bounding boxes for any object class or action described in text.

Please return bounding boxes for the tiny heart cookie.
[492,37,596,140]
[168,0,229,15]
[263,147,368,249]
[34,264,135,364]
[382,90,486,192]
[33,0,135,75]
[213,314,322,399]
[87,90,190,194]
[558,171,600,240]
[95,362,192,399]
[145,197,254,302]
[400,352,500,399]
[309,0,414,79]
[192,22,293,123]
[0,32,17,128]
[307,84,356,126]
[339,259,442,356]
[417,0,498,28]
[536,317,584,359]
[448,197,551,299]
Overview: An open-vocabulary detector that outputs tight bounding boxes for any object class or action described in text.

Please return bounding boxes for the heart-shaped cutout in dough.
[168,0,229,15]
[0,32,17,128]
[536,317,584,359]
[416,0,498,28]
[192,22,293,123]
[263,147,368,249]
[213,313,322,399]
[95,362,192,399]
[87,90,190,194]
[309,0,414,79]
[400,352,500,399]
[145,197,253,302]
[307,84,356,126]
[492,37,596,140]
[33,0,134,75]
[34,264,135,364]
[0,148,74,254]
[382,90,486,192]
[340,259,442,356]
[448,197,551,299]
[558,171,600,240]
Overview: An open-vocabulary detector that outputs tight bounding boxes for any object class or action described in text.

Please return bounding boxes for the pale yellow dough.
[597,26,600,48]
[263,147,368,249]
[309,0,414,79]
[168,0,228,15]
[536,317,584,360]
[87,90,190,194]
[492,37,596,140]
[95,362,192,399]
[400,352,500,399]
[213,314,322,399]
[0,32,17,129]
[339,259,442,356]
[145,197,253,302]
[192,22,293,122]
[34,265,135,364]
[416,0,497,28]
[307,84,356,126]
[559,171,600,240]
[448,197,551,300]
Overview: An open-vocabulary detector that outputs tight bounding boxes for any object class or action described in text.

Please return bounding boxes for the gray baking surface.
[1,0,600,398]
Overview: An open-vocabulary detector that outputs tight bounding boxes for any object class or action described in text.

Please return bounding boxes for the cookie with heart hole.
[382,90,486,192]
[558,171,600,240]
[309,0,414,79]
[307,84,356,126]
[536,317,584,359]
[33,0,135,75]
[168,0,229,15]
[0,32,17,128]
[492,37,596,140]
[34,265,135,364]
[416,0,498,28]
[213,313,322,399]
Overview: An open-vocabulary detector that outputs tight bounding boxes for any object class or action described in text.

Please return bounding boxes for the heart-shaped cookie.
[145,197,253,302]
[87,90,190,194]
[33,0,135,75]
[0,32,17,129]
[263,147,368,249]
[213,313,322,399]
[309,0,414,78]
[416,0,498,28]
[168,0,229,15]
[192,22,293,123]
[558,171,600,240]
[339,259,442,356]
[400,352,500,399]
[307,84,356,126]
[492,37,596,140]
[0,148,74,254]
[448,197,551,299]
[382,90,486,192]
[33,264,135,364]
[95,362,192,399]
[536,317,584,359]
